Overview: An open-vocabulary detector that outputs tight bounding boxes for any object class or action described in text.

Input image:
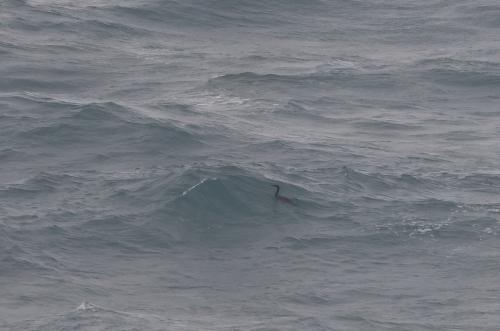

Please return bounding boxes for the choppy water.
[1,0,500,330]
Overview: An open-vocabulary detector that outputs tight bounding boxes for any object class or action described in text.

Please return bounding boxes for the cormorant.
[271,184,296,205]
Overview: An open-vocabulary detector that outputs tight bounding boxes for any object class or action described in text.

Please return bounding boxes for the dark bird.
[271,184,296,205]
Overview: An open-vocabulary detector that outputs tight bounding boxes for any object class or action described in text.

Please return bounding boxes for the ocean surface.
[1,0,500,330]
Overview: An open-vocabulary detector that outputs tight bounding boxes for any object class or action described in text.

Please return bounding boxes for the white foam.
[76,301,98,312]
[181,177,216,196]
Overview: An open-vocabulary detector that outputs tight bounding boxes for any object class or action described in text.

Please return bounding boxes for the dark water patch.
[461,173,500,186]
[67,103,204,148]
[243,139,302,160]
[272,100,340,124]
[414,58,500,88]
[68,19,150,39]
[0,94,78,115]
[208,70,401,97]
[4,63,102,80]
[399,216,498,240]
[69,215,173,252]
[436,172,500,195]
[97,0,319,30]
[0,148,31,162]
[104,171,181,207]
[0,77,86,93]
[0,172,82,204]
[0,40,23,55]
[404,198,459,213]
[416,57,500,70]
[351,119,420,131]
[0,175,59,198]
[471,110,500,117]
[453,4,500,28]
[68,102,126,121]
[0,254,53,275]
[152,102,198,114]
[0,186,42,199]
[422,69,500,87]
[282,291,335,306]
[451,131,490,141]
[19,123,94,146]
[10,301,165,331]
[406,154,451,164]
[22,172,81,192]
[282,235,337,250]
[141,165,313,230]
[0,238,62,275]
[14,12,153,39]
[1,61,109,93]
[169,175,267,221]
[337,166,385,194]
[16,102,204,151]
[281,230,406,251]
[335,313,444,331]
[337,166,438,197]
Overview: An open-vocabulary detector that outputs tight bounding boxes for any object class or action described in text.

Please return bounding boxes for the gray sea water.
[1,0,500,330]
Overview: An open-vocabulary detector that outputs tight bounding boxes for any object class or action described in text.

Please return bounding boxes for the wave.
[271,100,341,124]
[103,164,326,225]
[16,102,203,151]
[1,0,26,7]
[336,166,439,198]
[440,173,500,195]
[0,93,79,112]
[414,57,500,88]
[9,10,152,38]
[9,163,495,254]
[8,301,167,331]
[7,164,314,251]
[0,77,84,93]
[377,213,499,241]
[281,231,405,251]
[152,166,285,220]
[0,226,62,275]
[93,0,333,30]
[209,70,399,91]
[0,148,31,162]
[453,3,500,28]
[1,172,80,194]
[70,215,173,253]
[351,119,420,131]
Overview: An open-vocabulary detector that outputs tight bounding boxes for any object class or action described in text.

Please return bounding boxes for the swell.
[208,70,400,91]
[3,163,499,273]
[452,3,500,28]
[15,101,204,151]
[6,301,166,331]
[0,224,63,275]
[0,172,82,196]
[123,165,300,222]
[9,15,152,39]
[333,166,440,198]
[0,165,319,255]
[413,57,500,88]
[99,164,334,234]
[95,0,332,29]
[208,58,500,95]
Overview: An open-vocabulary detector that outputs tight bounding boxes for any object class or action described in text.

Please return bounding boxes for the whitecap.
[181,177,216,196]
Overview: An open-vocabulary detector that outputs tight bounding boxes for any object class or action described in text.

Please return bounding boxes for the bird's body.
[277,195,294,204]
